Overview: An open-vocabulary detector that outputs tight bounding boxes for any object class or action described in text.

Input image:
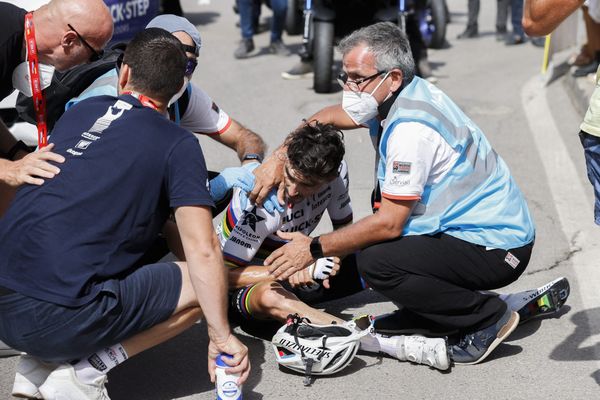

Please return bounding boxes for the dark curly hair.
[285,121,345,181]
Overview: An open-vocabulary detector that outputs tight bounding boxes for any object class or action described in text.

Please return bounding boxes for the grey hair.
[338,22,415,84]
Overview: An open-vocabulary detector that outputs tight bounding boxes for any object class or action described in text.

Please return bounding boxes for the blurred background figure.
[496,0,526,45]
[457,0,479,38]
[571,0,600,77]
[235,0,290,59]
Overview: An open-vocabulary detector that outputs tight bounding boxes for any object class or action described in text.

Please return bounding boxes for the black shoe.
[496,30,507,42]
[457,26,478,39]
[572,60,600,77]
[506,34,526,46]
[281,61,314,80]
[234,38,255,59]
[451,308,519,365]
[268,40,291,57]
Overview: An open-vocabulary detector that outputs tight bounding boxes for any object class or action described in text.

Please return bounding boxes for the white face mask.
[12,62,55,97]
[342,71,390,125]
[168,76,190,107]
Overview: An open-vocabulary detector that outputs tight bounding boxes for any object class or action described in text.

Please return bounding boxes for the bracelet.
[6,140,30,161]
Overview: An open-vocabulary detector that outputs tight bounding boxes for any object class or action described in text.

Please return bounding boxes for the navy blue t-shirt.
[0,94,213,306]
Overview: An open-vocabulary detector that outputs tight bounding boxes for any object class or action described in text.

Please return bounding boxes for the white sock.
[359,332,403,357]
[73,344,128,385]
[377,334,403,358]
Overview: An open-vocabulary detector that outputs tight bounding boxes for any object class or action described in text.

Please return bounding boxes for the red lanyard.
[24,13,47,148]
[122,91,159,111]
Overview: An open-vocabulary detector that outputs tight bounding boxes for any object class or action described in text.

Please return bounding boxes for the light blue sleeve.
[64,69,119,111]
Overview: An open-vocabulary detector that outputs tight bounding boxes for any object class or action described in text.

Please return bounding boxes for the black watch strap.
[310,236,324,259]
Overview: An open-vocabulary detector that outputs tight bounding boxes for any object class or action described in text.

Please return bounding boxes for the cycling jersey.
[217,161,353,268]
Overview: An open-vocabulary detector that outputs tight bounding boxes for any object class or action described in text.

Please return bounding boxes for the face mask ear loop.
[368,71,391,97]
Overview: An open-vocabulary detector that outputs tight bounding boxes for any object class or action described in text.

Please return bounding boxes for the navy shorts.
[0,262,181,363]
[580,130,600,225]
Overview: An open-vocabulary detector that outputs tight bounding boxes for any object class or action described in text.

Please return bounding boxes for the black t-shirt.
[0,94,214,306]
[0,2,26,101]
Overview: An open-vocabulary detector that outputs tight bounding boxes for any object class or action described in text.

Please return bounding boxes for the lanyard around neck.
[24,13,47,148]
[121,91,159,111]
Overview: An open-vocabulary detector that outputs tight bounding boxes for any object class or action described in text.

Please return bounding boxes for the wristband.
[310,236,324,259]
[6,140,30,160]
[242,153,263,163]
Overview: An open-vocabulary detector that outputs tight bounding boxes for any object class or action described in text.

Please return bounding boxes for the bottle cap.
[216,353,233,368]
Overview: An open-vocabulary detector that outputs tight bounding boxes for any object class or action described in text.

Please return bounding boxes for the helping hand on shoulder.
[1,143,65,187]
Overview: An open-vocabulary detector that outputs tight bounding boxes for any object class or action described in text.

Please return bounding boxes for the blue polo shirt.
[0,94,213,306]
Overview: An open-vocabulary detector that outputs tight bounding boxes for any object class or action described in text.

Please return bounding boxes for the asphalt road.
[2,0,599,399]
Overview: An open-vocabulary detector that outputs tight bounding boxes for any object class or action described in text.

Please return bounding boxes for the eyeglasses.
[185,58,198,77]
[67,23,103,62]
[337,70,386,92]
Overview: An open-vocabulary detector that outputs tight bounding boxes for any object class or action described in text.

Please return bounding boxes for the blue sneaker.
[451,308,519,365]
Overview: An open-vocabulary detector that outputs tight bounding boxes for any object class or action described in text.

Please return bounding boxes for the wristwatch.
[242,153,263,163]
[310,236,324,259]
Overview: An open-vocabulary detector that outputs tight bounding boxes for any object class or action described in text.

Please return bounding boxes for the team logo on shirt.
[241,206,265,232]
[393,161,411,174]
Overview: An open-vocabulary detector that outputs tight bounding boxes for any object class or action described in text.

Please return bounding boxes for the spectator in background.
[235,0,290,59]
[497,0,527,45]
[522,0,584,36]
[457,0,480,38]
[572,0,600,77]
[523,0,600,229]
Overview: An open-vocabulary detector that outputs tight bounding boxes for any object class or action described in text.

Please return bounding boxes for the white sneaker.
[12,355,56,399]
[398,335,450,371]
[39,364,110,400]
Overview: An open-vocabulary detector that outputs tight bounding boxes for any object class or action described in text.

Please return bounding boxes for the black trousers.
[467,0,480,29]
[358,233,533,333]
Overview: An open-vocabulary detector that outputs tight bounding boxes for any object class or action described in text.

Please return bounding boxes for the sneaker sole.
[517,277,570,324]
[13,370,44,399]
[455,311,520,366]
[281,71,314,80]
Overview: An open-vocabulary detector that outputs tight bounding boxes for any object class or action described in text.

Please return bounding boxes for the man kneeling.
[218,122,450,371]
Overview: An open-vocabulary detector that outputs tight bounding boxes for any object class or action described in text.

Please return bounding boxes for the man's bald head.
[34,0,113,71]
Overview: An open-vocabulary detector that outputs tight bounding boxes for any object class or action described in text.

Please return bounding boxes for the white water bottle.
[215,353,242,400]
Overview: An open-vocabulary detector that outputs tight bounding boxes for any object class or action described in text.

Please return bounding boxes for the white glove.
[308,257,336,281]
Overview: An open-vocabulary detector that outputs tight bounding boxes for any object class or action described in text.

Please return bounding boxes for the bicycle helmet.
[271,314,371,386]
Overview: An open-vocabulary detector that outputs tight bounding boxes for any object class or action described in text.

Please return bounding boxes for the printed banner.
[104,0,160,44]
